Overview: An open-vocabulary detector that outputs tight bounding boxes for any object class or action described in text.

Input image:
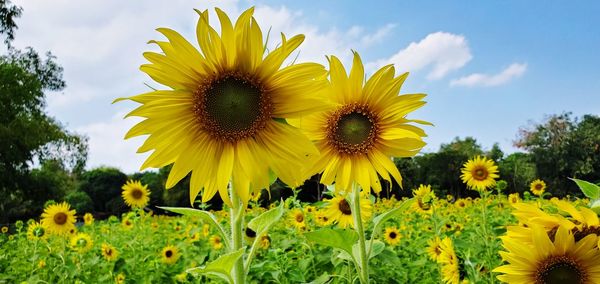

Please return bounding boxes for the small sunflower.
[314,210,332,227]
[383,227,401,246]
[259,235,271,250]
[37,260,46,269]
[494,225,600,283]
[121,180,150,208]
[1,226,7,234]
[70,232,94,253]
[454,199,468,209]
[427,237,443,262]
[202,223,211,237]
[209,235,224,250]
[161,245,180,265]
[323,195,372,229]
[507,193,520,204]
[412,184,435,214]
[83,213,94,225]
[40,202,76,235]
[101,243,119,261]
[460,156,499,191]
[117,7,326,206]
[303,205,316,215]
[122,218,134,229]
[530,179,546,196]
[291,52,429,194]
[115,273,126,284]
[289,208,306,229]
[27,222,47,240]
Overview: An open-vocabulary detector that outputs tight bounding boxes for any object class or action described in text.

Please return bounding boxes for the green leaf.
[366,240,385,259]
[305,228,359,260]
[187,248,244,284]
[570,178,600,200]
[158,206,229,248]
[307,273,331,284]
[247,201,284,238]
[371,198,414,238]
[590,199,600,214]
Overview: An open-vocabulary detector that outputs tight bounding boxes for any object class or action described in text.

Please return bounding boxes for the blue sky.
[9,0,600,173]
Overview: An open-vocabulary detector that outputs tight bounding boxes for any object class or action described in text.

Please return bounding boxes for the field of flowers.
[1,177,599,283]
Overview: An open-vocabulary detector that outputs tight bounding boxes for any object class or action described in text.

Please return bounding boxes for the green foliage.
[0,0,21,46]
[498,153,536,193]
[65,190,94,214]
[78,167,127,214]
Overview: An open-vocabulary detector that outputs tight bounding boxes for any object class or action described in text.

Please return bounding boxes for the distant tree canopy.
[0,0,88,222]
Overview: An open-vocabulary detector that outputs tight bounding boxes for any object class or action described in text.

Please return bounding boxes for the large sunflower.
[116,7,326,205]
[121,180,150,208]
[40,202,76,235]
[323,195,372,228]
[460,156,499,191]
[494,226,600,283]
[291,52,429,193]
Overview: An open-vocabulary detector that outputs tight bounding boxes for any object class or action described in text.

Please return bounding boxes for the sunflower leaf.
[305,228,359,261]
[371,198,414,239]
[570,178,600,200]
[187,248,244,284]
[158,206,230,249]
[248,201,284,237]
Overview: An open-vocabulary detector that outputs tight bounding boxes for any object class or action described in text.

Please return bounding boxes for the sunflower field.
[2,3,600,284]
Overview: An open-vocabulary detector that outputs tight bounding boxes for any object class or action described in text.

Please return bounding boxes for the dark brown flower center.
[535,183,543,190]
[418,198,431,211]
[106,248,113,256]
[295,213,304,223]
[338,199,352,215]
[536,255,586,284]
[326,103,379,155]
[389,232,397,239]
[165,250,173,258]
[131,189,143,199]
[195,73,272,143]
[473,167,488,181]
[53,212,67,225]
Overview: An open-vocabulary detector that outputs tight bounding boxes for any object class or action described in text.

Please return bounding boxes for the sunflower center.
[165,250,173,258]
[53,212,67,225]
[473,167,488,181]
[418,198,431,211]
[196,73,272,142]
[327,104,379,155]
[106,248,113,256]
[295,214,304,223]
[389,232,397,239]
[536,255,586,284]
[338,199,352,215]
[535,183,543,190]
[131,189,143,199]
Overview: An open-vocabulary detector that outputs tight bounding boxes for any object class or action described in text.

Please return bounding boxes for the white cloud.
[450,63,527,87]
[368,32,472,80]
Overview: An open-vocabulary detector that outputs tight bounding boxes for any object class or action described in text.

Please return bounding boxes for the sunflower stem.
[351,182,370,284]
[230,184,246,284]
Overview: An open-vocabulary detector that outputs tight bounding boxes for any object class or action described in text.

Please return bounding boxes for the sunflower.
[494,225,600,283]
[454,199,468,209]
[290,52,429,194]
[121,180,150,208]
[40,202,76,235]
[1,226,7,234]
[289,208,306,229]
[323,195,372,229]
[460,156,499,191]
[439,237,462,284]
[412,184,435,214]
[116,7,326,206]
[383,227,401,246]
[122,218,134,230]
[209,235,224,250]
[259,235,271,250]
[161,245,180,265]
[115,273,126,284]
[70,233,94,253]
[508,193,520,204]
[37,260,46,269]
[530,179,546,196]
[101,243,119,261]
[314,210,332,227]
[26,222,47,240]
[83,213,94,225]
[202,223,211,237]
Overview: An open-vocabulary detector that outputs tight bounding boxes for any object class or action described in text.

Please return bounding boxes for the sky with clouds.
[9,0,600,173]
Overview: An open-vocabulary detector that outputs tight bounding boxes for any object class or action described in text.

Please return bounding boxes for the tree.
[78,167,127,214]
[0,0,22,46]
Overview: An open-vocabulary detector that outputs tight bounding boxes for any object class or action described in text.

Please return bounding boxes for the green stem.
[230,185,246,284]
[351,182,369,284]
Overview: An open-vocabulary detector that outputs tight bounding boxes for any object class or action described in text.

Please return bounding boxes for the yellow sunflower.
[494,226,600,283]
[202,223,211,237]
[27,222,47,240]
[289,208,306,229]
[121,180,150,208]
[427,237,444,262]
[412,184,435,214]
[383,227,401,246]
[454,199,468,209]
[323,195,372,229]
[101,243,119,261]
[209,235,224,250]
[70,232,94,253]
[290,52,429,194]
[40,202,76,235]
[259,235,271,250]
[83,213,94,225]
[439,237,461,284]
[530,179,546,196]
[115,273,126,284]
[507,193,520,204]
[314,210,332,227]
[116,7,326,206]
[122,218,134,229]
[1,226,7,234]
[161,245,180,265]
[460,156,499,191]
